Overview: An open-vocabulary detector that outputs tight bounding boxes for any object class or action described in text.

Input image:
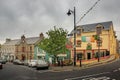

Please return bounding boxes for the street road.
[0,59,120,80]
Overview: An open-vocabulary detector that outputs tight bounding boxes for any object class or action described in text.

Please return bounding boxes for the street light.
[67,7,76,66]
[96,26,102,62]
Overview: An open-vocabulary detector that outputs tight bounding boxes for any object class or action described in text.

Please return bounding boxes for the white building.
[1,39,19,61]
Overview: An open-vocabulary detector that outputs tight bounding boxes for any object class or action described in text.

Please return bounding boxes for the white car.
[23,60,29,66]
[36,60,49,70]
[13,59,24,65]
[28,60,37,67]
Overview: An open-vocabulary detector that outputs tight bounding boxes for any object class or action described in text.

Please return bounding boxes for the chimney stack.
[6,38,11,42]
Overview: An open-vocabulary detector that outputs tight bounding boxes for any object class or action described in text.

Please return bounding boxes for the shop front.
[72,49,110,65]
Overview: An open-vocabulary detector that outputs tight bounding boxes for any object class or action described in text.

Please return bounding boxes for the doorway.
[87,52,91,60]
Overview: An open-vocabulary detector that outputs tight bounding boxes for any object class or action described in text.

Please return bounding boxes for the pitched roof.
[4,39,20,45]
[3,37,41,45]
[71,21,113,33]
[16,37,40,45]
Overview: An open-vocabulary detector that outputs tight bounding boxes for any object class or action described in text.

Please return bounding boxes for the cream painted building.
[69,21,118,64]
[1,39,18,61]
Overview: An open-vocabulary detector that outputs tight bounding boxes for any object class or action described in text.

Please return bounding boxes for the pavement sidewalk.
[49,55,117,72]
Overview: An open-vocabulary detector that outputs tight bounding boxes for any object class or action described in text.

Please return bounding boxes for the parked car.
[13,59,24,65]
[28,60,37,67]
[0,63,3,69]
[23,60,29,66]
[36,60,49,70]
[0,59,7,64]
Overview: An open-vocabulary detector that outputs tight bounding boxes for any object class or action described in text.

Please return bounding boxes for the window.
[100,52,104,57]
[22,47,25,52]
[77,40,81,47]
[77,29,81,36]
[16,47,18,52]
[30,46,32,52]
[96,27,102,35]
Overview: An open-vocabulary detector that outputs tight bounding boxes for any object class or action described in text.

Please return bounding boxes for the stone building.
[1,33,44,61]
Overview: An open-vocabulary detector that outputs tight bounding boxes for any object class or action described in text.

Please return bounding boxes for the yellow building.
[69,21,118,65]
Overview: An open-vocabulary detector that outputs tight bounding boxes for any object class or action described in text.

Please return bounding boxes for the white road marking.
[113,69,118,72]
[118,68,120,71]
[81,76,113,80]
[64,72,110,80]
[38,70,52,73]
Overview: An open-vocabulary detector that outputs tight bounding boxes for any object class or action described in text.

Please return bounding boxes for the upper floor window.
[77,29,82,36]
[30,46,32,52]
[96,24,103,35]
[16,47,18,52]
[22,47,25,52]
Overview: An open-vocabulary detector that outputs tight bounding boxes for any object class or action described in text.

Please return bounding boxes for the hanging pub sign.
[86,43,92,50]
[77,40,81,47]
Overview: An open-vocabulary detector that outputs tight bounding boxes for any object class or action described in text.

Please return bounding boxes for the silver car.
[36,60,49,70]
[28,60,37,67]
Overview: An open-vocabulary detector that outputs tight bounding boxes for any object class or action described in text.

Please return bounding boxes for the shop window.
[106,50,110,56]
[95,52,98,58]
[101,52,105,57]
[77,53,83,60]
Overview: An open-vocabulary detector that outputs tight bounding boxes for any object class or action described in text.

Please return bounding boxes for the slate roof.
[16,37,40,45]
[71,21,113,33]
[3,37,40,45]
[4,39,20,45]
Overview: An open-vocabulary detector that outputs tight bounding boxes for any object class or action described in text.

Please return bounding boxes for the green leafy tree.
[38,26,68,63]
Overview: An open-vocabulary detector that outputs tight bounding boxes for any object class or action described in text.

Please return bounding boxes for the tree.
[38,26,68,63]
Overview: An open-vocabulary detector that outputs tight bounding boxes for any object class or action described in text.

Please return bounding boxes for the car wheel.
[46,67,49,69]
[36,67,39,70]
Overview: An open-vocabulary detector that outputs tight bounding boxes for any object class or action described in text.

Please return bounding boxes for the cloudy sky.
[0,0,120,44]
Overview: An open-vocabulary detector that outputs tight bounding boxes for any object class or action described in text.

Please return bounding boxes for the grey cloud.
[0,0,120,44]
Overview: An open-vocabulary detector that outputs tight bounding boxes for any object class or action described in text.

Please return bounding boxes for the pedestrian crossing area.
[82,76,116,80]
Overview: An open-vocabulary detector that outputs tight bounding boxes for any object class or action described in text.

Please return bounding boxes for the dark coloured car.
[0,63,3,69]
[0,59,7,64]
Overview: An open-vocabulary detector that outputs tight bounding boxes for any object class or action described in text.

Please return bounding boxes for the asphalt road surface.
[0,59,120,80]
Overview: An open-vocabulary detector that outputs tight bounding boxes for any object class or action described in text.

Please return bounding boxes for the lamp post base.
[73,62,76,66]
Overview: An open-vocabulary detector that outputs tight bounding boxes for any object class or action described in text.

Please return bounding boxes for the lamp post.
[97,35,100,62]
[96,26,102,62]
[67,7,76,66]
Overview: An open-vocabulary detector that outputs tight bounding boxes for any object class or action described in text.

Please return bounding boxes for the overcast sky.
[0,0,120,44]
